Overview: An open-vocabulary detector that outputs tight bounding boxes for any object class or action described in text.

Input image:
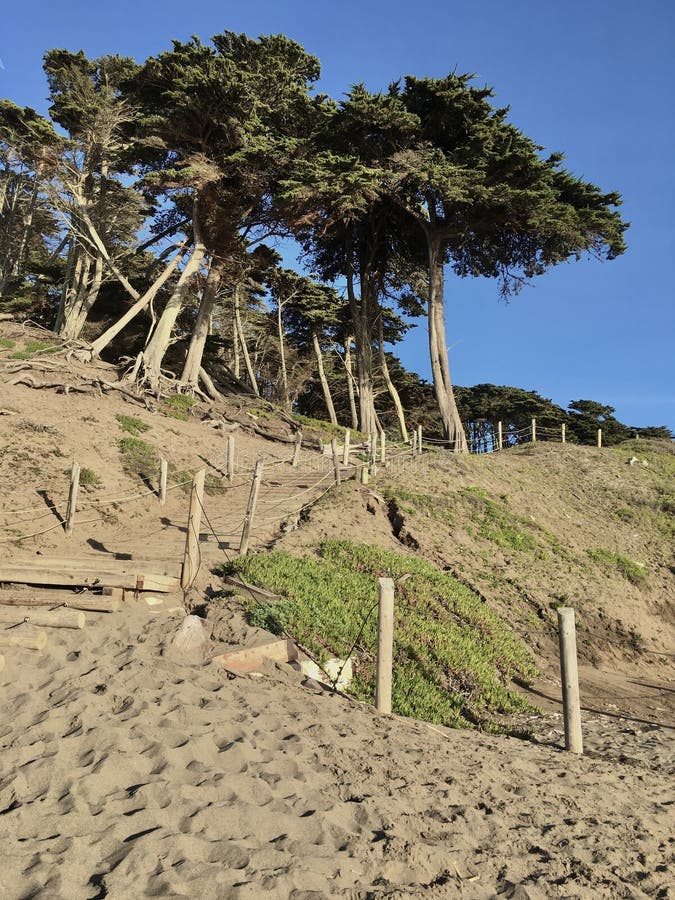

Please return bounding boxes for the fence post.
[159,458,168,506]
[557,607,583,754]
[369,433,377,476]
[292,432,302,468]
[227,435,235,482]
[343,428,351,466]
[497,421,503,451]
[376,577,395,714]
[561,423,566,444]
[65,462,80,536]
[531,418,537,443]
[239,458,264,555]
[181,469,205,590]
[597,428,602,449]
[380,431,386,465]
[331,438,341,486]
[411,429,417,456]
[417,425,423,454]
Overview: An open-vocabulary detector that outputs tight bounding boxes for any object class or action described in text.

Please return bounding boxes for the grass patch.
[118,437,158,480]
[459,487,538,553]
[291,413,367,443]
[587,548,647,584]
[222,541,537,730]
[161,395,197,421]
[8,339,60,360]
[0,338,16,349]
[78,467,102,492]
[385,488,455,526]
[116,414,150,436]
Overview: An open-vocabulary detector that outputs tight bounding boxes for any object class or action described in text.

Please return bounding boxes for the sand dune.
[1,597,673,899]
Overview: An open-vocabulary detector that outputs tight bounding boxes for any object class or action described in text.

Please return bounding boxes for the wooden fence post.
[376,577,395,714]
[65,462,80,536]
[239,458,264,555]
[331,438,341,486]
[531,418,537,443]
[227,435,235,482]
[380,431,386,464]
[181,469,205,590]
[557,607,583,754]
[292,432,302,468]
[411,429,417,456]
[159,458,168,506]
[369,433,377,476]
[561,423,566,444]
[417,425,423,454]
[597,428,602,449]
[343,428,351,466]
[497,421,503,451]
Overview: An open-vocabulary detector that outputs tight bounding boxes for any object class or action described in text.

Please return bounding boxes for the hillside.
[1,323,674,898]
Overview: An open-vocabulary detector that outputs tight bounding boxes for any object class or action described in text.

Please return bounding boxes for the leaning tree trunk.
[427,237,468,452]
[311,328,338,426]
[233,282,260,397]
[60,251,104,342]
[376,309,408,442]
[181,256,224,387]
[138,205,206,390]
[276,300,290,410]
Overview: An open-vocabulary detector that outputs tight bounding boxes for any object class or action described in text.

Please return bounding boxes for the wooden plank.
[0,565,179,592]
[15,555,182,578]
[0,594,120,613]
[210,638,298,674]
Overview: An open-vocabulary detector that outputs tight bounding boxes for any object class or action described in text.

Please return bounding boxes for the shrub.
[116,414,150,436]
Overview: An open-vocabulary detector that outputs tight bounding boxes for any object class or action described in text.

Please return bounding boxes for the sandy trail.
[1,598,673,899]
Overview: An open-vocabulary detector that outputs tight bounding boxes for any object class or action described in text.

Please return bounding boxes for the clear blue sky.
[3,0,674,430]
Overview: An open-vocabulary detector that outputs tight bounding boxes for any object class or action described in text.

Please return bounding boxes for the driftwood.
[211,638,299,674]
[221,575,282,604]
[0,608,85,629]
[0,629,48,650]
[0,653,4,671]
[0,594,120,613]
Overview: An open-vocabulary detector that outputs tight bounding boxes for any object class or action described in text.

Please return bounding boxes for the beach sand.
[1,596,673,899]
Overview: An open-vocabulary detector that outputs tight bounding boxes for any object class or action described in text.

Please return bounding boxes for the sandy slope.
[0,598,673,899]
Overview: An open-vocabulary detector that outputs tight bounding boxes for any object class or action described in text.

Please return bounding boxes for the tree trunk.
[376,310,408,442]
[87,243,187,359]
[427,237,468,451]
[139,202,206,389]
[311,328,338,426]
[344,334,359,430]
[345,232,377,434]
[233,282,260,397]
[276,300,290,410]
[60,251,103,342]
[181,256,224,386]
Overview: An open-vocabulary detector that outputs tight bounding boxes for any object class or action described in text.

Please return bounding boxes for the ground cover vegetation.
[3,31,669,447]
[223,540,538,730]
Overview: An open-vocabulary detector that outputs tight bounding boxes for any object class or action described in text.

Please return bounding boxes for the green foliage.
[0,338,15,349]
[587,548,647,584]
[78,467,102,492]
[8,339,60,360]
[118,437,158,479]
[115,414,150,436]
[223,541,537,730]
[161,395,197,421]
[460,487,538,552]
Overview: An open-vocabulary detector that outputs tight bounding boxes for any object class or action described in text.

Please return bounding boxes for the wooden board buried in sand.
[0,560,180,593]
[211,638,299,674]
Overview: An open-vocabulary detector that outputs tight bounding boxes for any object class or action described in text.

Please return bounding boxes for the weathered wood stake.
[561,423,566,444]
[0,630,48,651]
[343,428,351,466]
[417,425,423,454]
[411,429,417,456]
[227,435,235,482]
[557,607,583,754]
[597,428,602,449]
[181,469,205,590]
[376,577,395,714]
[0,609,85,629]
[239,458,264,555]
[531,418,537,443]
[65,462,80,535]
[380,431,386,464]
[330,438,341,486]
[497,420,503,451]
[159,458,168,506]
[292,432,302,468]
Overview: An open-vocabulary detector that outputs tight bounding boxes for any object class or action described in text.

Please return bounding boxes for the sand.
[1,596,673,900]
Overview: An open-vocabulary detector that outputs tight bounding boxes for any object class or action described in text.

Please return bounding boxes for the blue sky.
[2,0,674,429]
